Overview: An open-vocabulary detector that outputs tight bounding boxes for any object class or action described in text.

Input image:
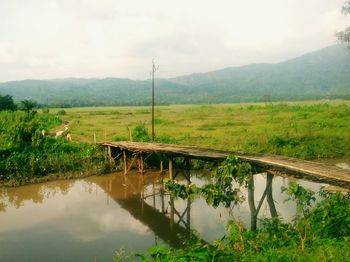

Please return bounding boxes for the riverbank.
[0,169,108,187]
[1,101,350,187]
[0,110,111,187]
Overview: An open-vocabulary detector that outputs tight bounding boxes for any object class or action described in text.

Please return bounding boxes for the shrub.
[57,110,67,115]
[131,123,150,142]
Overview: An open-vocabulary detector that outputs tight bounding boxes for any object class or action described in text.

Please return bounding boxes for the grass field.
[50,100,350,160]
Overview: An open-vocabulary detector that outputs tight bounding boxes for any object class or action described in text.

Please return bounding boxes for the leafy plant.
[131,123,150,142]
[165,155,252,208]
[282,182,316,216]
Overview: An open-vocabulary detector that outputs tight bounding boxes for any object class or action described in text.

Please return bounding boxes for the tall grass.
[54,101,350,160]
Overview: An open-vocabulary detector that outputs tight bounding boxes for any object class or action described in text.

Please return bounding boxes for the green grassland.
[51,100,350,160]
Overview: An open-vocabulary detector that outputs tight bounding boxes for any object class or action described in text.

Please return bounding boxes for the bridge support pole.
[266,173,277,217]
[138,155,144,175]
[248,175,257,230]
[170,195,175,230]
[125,155,138,175]
[186,197,191,232]
[123,151,127,175]
[107,146,112,163]
[160,160,164,175]
[255,173,273,216]
[169,158,174,180]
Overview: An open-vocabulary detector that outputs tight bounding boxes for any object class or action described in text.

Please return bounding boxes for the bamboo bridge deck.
[100,141,350,189]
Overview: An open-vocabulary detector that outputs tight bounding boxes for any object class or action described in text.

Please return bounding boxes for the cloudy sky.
[0,0,348,82]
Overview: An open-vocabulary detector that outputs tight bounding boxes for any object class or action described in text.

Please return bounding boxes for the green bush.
[0,111,107,183]
[56,110,67,115]
[132,123,150,142]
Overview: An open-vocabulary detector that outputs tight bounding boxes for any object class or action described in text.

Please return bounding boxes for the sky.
[0,0,348,82]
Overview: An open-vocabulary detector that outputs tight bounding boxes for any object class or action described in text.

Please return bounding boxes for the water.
[0,170,329,262]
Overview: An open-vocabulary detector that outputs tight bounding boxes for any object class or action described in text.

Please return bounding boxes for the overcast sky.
[0,0,348,82]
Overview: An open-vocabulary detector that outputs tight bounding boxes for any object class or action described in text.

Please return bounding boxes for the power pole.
[151,59,159,141]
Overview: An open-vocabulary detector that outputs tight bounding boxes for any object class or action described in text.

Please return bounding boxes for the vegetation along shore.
[0,99,110,186]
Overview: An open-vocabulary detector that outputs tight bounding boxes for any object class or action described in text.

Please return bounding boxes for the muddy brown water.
[0,158,348,261]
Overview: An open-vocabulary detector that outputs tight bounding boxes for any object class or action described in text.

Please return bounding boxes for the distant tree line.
[0,94,16,111]
[0,94,38,112]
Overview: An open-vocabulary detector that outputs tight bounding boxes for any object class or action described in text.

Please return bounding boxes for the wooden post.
[107,146,112,163]
[266,173,278,217]
[138,158,141,172]
[186,198,191,232]
[248,175,257,230]
[170,195,175,230]
[152,183,156,208]
[160,160,163,174]
[185,158,191,183]
[123,151,127,175]
[126,155,138,174]
[256,173,273,215]
[123,175,127,199]
[160,182,165,213]
[140,155,144,175]
[169,158,174,180]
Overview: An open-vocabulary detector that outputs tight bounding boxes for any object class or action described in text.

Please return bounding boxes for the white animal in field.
[55,126,72,141]
[55,130,64,138]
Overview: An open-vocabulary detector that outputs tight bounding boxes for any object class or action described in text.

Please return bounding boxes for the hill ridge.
[0,44,349,106]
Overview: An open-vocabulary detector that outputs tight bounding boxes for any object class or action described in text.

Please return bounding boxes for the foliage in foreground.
[132,192,350,262]
[115,157,350,261]
[0,110,108,184]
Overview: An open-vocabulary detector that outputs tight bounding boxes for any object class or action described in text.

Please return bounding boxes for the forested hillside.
[0,45,349,107]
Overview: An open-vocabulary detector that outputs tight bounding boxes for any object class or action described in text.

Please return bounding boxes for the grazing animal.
[55,130,64,138]
[55,126,72,141]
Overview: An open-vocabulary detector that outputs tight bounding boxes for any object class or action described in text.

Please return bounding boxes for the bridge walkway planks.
[100,141,350,189]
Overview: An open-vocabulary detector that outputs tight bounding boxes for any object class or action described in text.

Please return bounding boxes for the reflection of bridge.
[88,173,192,248]
[88,171,280,246]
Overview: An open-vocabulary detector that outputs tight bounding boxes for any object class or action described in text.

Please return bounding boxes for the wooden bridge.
[100,141,350,189]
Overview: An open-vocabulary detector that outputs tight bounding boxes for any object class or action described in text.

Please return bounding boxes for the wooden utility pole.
[151,59,159,141]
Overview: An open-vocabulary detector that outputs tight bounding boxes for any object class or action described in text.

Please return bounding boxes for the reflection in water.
[248,173,278,230]
[86,173,194,248]
[0,171,327,261]
[0,180,73,212]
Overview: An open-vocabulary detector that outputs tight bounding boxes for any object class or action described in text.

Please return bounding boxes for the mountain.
[0,44,349,107]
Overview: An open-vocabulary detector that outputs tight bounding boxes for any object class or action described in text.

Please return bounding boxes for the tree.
[336,1,350,44]
[0,94,16,111]
[20,99,38,113]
